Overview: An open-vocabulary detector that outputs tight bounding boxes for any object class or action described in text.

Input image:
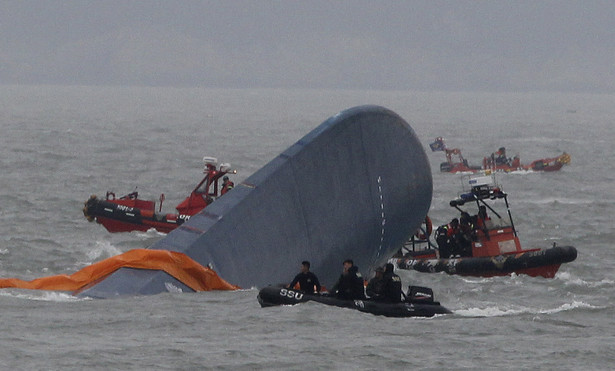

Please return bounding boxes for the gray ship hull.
[79,105,432,298]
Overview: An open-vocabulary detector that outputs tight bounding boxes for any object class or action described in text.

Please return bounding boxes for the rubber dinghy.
[257,286,451,318]
[72,105,432,298]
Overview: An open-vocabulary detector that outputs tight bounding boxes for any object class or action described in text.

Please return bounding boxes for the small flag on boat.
[429,137,446,152]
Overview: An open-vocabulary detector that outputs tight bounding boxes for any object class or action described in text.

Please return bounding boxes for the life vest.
[221,181,235,195]
[437,223,458,238]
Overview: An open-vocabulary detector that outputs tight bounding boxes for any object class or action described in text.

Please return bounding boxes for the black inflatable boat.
[257,286,451,318]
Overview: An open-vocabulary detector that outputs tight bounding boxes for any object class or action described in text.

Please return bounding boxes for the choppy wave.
[455,300,600,318]
[556,271,615,288]
[79,240,123,265]
[0,289,88,302]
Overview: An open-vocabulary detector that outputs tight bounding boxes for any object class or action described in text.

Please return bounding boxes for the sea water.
[0,86,613,370]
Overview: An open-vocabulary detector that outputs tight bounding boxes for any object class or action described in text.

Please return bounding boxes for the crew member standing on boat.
[331,259,365,300]
[455,212,475,257]
[221,176,234,195]
[288,261,321,293]
[475,205,491,235]
[382,263,403,303]
[435,218,459,258]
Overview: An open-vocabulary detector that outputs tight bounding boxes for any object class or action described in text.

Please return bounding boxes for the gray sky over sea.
[1,1,613,92]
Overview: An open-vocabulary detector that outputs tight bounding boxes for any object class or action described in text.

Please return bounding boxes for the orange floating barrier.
[0,249,239,293]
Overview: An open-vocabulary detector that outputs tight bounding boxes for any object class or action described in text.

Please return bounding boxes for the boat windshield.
[484,215,512,230]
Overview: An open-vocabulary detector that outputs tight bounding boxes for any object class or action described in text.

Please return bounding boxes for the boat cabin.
[175,157,235,216]
[450,174,525,257]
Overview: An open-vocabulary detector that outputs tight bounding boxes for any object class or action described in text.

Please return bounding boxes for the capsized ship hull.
[78,105,433,298]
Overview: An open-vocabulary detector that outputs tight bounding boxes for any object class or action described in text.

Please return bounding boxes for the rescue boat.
[431,137,571,173]
[391,174,577,278]
[257,286,451,318]
[83,157,236,233]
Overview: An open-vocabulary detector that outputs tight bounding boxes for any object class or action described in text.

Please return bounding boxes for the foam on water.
[556,271,615,288]
[163,282,184,293]
[84,240,123,262]
[455,300,599,318]
[0,289,88,302]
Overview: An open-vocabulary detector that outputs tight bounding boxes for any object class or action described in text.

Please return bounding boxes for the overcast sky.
[1,1,613,92]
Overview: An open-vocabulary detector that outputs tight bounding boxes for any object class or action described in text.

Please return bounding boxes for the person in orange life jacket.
[288,260,321,293]
[221,176,234,195]
[381,263,403,303]
[435,218,459,258]
[330,259,365,300]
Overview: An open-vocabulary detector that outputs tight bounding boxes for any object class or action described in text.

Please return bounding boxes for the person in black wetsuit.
[330,259,365,300]
[455,212,476,257]
[366,266,385,301]
[381,263,403,303]
[288,261,321,293]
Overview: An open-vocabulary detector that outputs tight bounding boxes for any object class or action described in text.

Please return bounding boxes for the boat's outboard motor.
[407,286,434,303]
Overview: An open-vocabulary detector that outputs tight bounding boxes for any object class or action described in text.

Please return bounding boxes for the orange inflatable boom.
[0,249,239,294]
